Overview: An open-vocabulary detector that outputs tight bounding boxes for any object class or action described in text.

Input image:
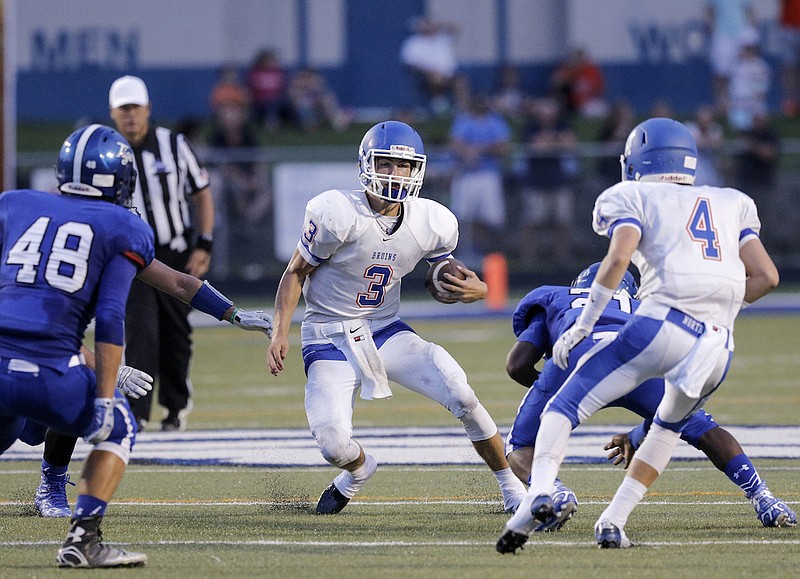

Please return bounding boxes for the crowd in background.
[164,4,799,281]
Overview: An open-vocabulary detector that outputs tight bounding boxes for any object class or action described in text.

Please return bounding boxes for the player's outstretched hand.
[552,324,590,369]
[604,432,636,469]
[85,398,117,443]
[116,366,154,399]
[231,308,274,338]
[438,266,488,304]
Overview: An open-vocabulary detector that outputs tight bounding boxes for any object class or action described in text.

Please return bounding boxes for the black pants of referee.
[124,247,193,426]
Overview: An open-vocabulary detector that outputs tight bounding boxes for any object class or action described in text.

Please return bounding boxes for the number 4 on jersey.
[686,197,721,260]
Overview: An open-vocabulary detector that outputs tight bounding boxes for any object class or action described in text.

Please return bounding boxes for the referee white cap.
[109,75,150,108]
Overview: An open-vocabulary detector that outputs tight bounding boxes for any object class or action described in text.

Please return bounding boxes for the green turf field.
[1,314,799,576]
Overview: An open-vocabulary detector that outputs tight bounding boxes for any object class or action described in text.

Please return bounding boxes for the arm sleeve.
[94,255,138,345]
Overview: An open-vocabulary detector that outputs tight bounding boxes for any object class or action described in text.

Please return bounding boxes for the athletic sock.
[333,454,377,499]
[494,466,526,510]
[73,495,108,519]
[724,453,764,496]
[598,476,648,528]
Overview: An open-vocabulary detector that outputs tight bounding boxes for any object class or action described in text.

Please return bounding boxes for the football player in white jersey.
[498,118,780,552]
[268,121,526,514]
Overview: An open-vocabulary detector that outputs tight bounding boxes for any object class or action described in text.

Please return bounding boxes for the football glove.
[116,366,154,399]
[230,308,273,338]
[85,398,116,444]
[552,324,591,370]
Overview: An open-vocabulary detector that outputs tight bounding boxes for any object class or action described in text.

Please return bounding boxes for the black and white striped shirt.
[130,126,210,250]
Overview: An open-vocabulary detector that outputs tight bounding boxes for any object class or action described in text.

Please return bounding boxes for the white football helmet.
[358,121,426,202]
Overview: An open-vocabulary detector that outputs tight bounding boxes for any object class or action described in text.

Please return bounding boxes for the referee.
[109,75,215,431]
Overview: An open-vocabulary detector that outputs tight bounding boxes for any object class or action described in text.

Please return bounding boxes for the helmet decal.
[57,124,137,207]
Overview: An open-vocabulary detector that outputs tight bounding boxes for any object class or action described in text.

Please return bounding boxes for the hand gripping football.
[424,257,467,302]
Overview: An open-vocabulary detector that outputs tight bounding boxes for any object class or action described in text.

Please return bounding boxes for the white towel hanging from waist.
[337,319,392,401]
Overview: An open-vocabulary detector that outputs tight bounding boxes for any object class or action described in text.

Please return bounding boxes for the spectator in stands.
[650,99,674,119]
[210,65,251,118]
[705,0,758,116]
[451,73,473,115]
[518,98,579,266]
[595,101,636,189]
[448,94,511,267]
[735,112,780,201]
[400,16,459,117]
[779,0,800,117]
[286,67,351,133]
[735,112,785,251]
[685,104,725,186]
[492,64,526,122]
[728,36,771,132]
[549,47,607,119]
[209,87,271,280]
[246,48,288,132]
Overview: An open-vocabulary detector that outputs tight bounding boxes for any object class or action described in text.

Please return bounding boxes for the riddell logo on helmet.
[390,145,415,154]
[657,174,691,182]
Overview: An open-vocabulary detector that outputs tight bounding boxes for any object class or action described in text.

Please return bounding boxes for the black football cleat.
[496,528,529,554]
[315,483,350,514]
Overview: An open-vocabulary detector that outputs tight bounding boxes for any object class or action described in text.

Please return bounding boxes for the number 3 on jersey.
[357,264,393,308]
[686,197,721,260]
[6,216,93,293]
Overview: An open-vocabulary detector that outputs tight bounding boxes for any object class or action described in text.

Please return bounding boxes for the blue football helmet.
[56,124,137,207]
[358,121,427,202]
[571,262,638,297]
[620,118,698,185]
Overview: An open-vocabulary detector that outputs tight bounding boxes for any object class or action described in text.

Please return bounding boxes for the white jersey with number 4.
[297,189,458,324]
[592,180,761,327]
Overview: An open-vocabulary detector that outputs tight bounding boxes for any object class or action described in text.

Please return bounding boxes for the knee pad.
[459,403,498,442]
[94,395,137,465]
[315,424,361,468]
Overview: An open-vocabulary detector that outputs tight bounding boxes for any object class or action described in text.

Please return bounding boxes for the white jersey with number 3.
[592,181,761,327]
[297,189,458,324]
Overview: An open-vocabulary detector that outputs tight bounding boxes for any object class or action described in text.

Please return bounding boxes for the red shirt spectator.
[246,49,288,131]
[550,48,607,118]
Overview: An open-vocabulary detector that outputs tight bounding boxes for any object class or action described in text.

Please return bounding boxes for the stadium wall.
[15,0,782,121]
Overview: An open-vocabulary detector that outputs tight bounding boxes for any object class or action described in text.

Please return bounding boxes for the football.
[424,257,467,302]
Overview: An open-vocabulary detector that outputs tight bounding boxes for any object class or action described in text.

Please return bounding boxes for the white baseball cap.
[109,75,150,108]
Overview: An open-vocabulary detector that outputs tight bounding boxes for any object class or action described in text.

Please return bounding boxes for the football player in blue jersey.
[498,263,795,548]
[0,124,152,567]
[31,256,273,519]
[0,125,270,568]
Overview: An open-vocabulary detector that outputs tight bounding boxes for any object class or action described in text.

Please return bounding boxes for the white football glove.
[552,325,591,370]
[231,308,273,338]
[85,397,117,443]
[117,366,154,399]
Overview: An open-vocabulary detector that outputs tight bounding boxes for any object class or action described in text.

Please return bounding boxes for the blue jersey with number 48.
[0,189,154,364]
